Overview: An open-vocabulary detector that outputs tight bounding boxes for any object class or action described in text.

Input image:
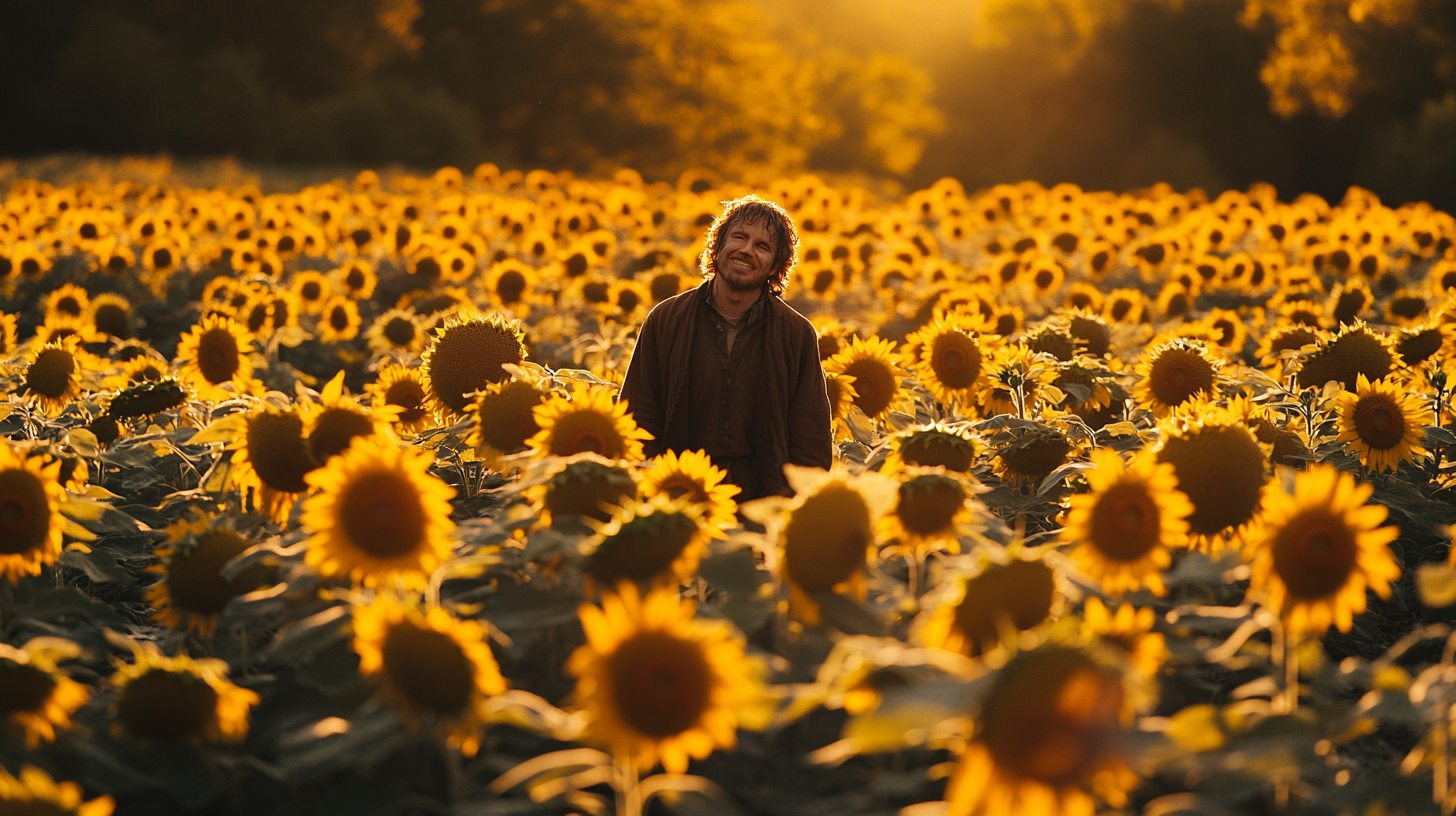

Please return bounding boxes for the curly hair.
[698,195,799,296]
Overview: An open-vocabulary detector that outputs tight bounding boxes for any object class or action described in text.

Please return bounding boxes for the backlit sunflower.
[485,259,539,316]
[0,442,72,583]
[18,336,89,416]
[366,364,436,435]
[824,335,910,421]
[777,464,898,626]
[1062,448,1191,597]
[1336,374,1432,473]
[110,641,258,743]
[0,765,113,816]
[921,553,1062,658]
[174,314,257,401]
[146,514,273,636]
[299,372,391,468]
[639,449,740,530]
[943,646,1138,816]
[42,283,90,319]
[87,293,134,340]
[1247,464,1402,634]
[1133,338,1222,417]
[352,594,506,757]
[301,436,457,590]
[1079,598,1168,677]
[567,583,766,774]
[335,259,378,300]
[526,455,641,527]
[993,423,1075,486]
[1154,406,1270,554]
[1296,320,1396,391]
[317,296,362,343]
[468,378,548,468]
[581,495,713,591]
[912,315,1000,407]
[527,383,653,461]
[878,467,978,555]
[366,308,426,357]
[228,407,316,523]
[882,423,981,475]
[1257,322,1322,370]
[825,371,859,441]
[290,270,331,314]
[0,637,88,747]
[422,310,527,419]
[979,345,1060,418]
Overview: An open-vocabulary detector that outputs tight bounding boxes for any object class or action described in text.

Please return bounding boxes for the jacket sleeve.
[786,321,834,470]
[618,307,667,457]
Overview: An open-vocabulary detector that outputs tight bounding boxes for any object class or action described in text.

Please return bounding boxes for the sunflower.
[42,283,90,319]
[1103,288,1149,324]
[921,554,1062,657]
[174,314,257,401]
[1247,464,1401,634]
[0,442,70,583]
[993,424,1075,486]
[366,364,437,435]
[1079,598,1168,677]
[943,646,1137,816]
[979,346,1061,419]
[1133,338,1222,417]
[882,423,981,475]
[777,464,898,626]
[566,583,766,774]
[366,308,426,356]
[19,336,89,416]
[1256,322,1322,370]
[32,312,104,349]
[484,259,539,316]
[228,407,316,523]
[110,641,258,743]
[526,455,640,527]
[1154,406,1270,554]
[146,514,273,636]
[912,315,1000,406]
[639,450,740,530]
[290,270,332,314]
[824,335,910,421]
[0,312,17,359]
[352,594,506,757]
[422,311,527,419]
[1296,320,1396,391]
[582,495,713,591]
[301,436,457,589]
[879,468,978,556]
[0,637,88,747]
[317,296,362,344]
[527,383,653,462]
[468,378,548,468]
[299,372,391,468]
[334,259,377,300]
[1336,374,1432,473]
[1062,449,1191,597]
[0,765,113,816]
[86,292,134,340]
[825,372,859,441]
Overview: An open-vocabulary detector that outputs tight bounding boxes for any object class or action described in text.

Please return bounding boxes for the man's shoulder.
[766,295,817,339]
[643,281,708,325]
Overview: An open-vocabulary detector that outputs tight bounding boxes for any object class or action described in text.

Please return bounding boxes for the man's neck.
[710,276,764,320]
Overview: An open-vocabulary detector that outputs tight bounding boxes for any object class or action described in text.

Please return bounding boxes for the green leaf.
[59,547,136,585]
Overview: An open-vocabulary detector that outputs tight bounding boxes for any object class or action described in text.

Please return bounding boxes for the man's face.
[713,217,777,292]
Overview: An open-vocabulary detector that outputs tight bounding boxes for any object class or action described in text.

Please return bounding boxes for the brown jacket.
[618,280,833,498]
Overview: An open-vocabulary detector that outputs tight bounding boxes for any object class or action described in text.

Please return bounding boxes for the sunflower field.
[5,162,1456,816]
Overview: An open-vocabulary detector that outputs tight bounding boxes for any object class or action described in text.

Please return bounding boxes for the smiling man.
[618,195,833,501]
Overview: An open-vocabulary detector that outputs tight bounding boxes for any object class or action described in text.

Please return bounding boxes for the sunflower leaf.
[59,547,135,585]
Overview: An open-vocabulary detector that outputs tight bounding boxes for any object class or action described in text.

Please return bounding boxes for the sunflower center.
[784,483,873,593]
[545,463,638,523]
[584,512,699,586]
[547,410,625,458]
[842,357,897,418]
[244,412,314,493]
[475,384,545,454]
[1354,395,1405,450]
[382,620,475,715]
[931,333,982,389]
[953,560,1056,655]
[307,407,375,466]
[1157,424,1267,538]
[608,631,713,739]
[385,379,428,425]
[26,348,76,399]
[340,471,429,559]
[1148,348,1214,408]
[980,649,1122,786]
[384,318,416,347]
[1088,483,1161,562]
[0,470,49,555]
[1272,510,1359,599]
[167,529,270,615]
[94,303,131,338]
[496,270,527,303]
[426,319,525,414]
[0,659,57,715]
[896,475,966,537]
[117,669,219,741]
[197,328,241,383]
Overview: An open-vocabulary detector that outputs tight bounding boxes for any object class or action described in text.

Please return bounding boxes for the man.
[618,195,833,501]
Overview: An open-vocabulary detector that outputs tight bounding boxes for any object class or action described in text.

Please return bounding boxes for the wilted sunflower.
[1296,320,1396,391]
[1079,598,1168,677]
[228,407,316,523]
[468,378,548,468]
[567,583,766,774]
[366,308,426,357]
[0,637,88,747]
[1133,338,1222,417]
[301,436,457,589]
[921,554,1061,658]
[317,296,362,343]
[174,314,257,401]
[527,383,653,461]
[422,311,527,418]
[943,646,1138,816]
[1154,406,1270,554]
[20,336,90,416]
[777,464,897,626]
[639,449,740,530]
[824,335,910,421]
[1247,464,1401,634]
[0,765,113,816]
[527,455,641,527]
[352,594,506,757]
[912,315,1000,406]
[146,514,273,636]
[0,443,72,583]
[366,364,436,435]
[1063,449,1191,597]
[581,495,713,591]
[110,642,258,743]
[1336,374,1432,474]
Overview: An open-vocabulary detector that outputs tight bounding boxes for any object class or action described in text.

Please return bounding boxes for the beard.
[715,254,772,291]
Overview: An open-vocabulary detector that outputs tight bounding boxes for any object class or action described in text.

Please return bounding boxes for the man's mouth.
[730,258,754,270]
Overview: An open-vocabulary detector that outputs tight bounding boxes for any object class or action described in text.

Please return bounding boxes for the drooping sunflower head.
[992,423,1075,486]
[824,335,909,421]
[883,423,981,475]
[921,553,1061,658]
[566,583,766,774]
[21,336,87,416]
[468,378,549,467]
[1248,464,1402,634]
[0,765,114,816]
[229,407,316,523]
[1062,448,1192,597]
[778,465,898,626]
[352,594,506,757]
[1295,320,1396,391]
[527,383,653,462]
[0,637,88,748]
[639,449,740,530]
[1133,337,1222,417]
[301,436,457,590]
[526,456,640,527]
[0,443,68,584]
[146,514,274,636]
[421,310,527,418]
[582,495,712,591]
[1336,374,1432,474]
[1257,321,1323,370]
[110,642,258,743]
[1154,408,1270,553]
[174,314,257,401]
[366,364,436,435]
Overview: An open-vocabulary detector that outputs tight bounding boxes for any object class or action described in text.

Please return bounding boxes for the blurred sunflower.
[366,364,436,435]
[86,292,134,340]
[41,283,90,319]
[335,259,377,300]
[484,259,539,316]
[174,314,257,401]
[526,456,640,527]
[824,335,910,421]
[582,496,712,591]
[777,464,897,626]
[1296,320,1396,391]
[0,637,88,747]
[229,407,315,523]
[0,766,112,816]
[1154,406,1270,554]
[1133,338,1222,417]
[1247,464,1401,634]
[317,296,362,344]
[639,449,740,530]
[301,436,456,590]
[879,468,977,555]
[0,442,73,583]
[1336,374,1432,473]
[468,378,549,468]
[299,372,390,468]
[352,594,506,757]
[1079,598,1168,677]
[921,554,1062,658]
[366,308,426,357]
[566,583,766,774]
[422,311,527,419]
[527,383,652,461]
[110,642,257,743]
[146,514,272,637]
[1063,449,1191,597]
[0,312,17,359]
[993,424,1075,486]
[290,270,331,314]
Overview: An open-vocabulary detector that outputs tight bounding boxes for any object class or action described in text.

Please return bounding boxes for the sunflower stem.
[1280,622,1299,714]
[613,752,644,816]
